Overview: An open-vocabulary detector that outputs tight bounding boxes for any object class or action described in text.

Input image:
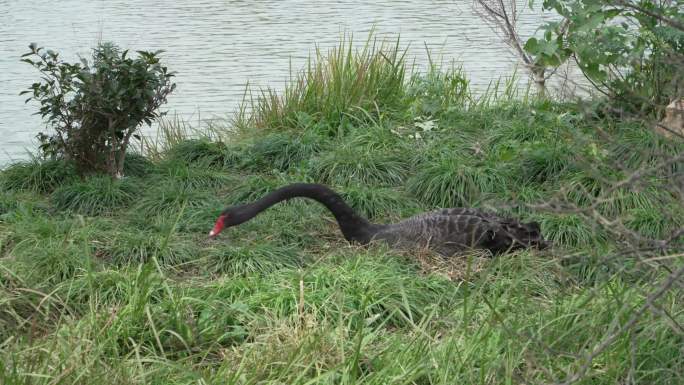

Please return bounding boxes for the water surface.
[0,0,559,164]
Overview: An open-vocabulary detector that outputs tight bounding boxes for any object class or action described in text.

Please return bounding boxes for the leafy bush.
[610,124,684,173]
[538,213,606,248]
[200,252,452,328]
[624,207,679,239]
[21,42,175,178]
[525,0,683,114]
[103,230,198,266]
[8,240,93,286]
[133,182,216,221]
[225,174,295,204]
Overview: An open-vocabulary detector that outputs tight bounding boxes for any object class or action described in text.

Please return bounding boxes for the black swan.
[209,183,548,255]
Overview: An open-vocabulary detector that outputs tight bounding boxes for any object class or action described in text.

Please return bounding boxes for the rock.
[656,98,684,138]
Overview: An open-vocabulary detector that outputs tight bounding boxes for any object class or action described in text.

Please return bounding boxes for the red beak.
[209,215,226,237]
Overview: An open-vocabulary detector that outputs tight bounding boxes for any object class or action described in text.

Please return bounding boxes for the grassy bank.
[1,39,683,384]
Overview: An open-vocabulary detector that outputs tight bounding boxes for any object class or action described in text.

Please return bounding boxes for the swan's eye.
[209,214,228,237]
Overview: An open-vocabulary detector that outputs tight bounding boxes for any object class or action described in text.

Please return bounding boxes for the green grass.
[52,175,140,215]
[519,141,576,183]
[310,140,409,186]
[164,138,230,168]
[0,158,77,193]
[240,131,325,172]
[235,34,410,135]
[201,243,305,276]
[155,161,235,189]
[123,152,157,177]
[408,151,505,207]
[339,185,423,220]
[1,36,683,385]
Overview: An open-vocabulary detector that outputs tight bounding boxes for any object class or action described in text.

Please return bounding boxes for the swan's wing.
[376,213,499,253]
[434,208,545,250]
[436,207,507,221]
[374,209,545,255]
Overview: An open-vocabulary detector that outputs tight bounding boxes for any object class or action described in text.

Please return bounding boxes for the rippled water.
[0,0,558,165]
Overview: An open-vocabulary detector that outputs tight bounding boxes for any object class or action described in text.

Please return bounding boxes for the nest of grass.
[409,248,492,281]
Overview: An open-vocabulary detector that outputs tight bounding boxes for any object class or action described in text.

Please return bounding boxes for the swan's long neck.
[235,183,376,243]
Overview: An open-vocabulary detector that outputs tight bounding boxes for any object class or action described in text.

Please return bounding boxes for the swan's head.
[209,214,228,237]
[209,207,250,237]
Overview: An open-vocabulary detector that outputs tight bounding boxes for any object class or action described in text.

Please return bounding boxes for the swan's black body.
[211,183,548,255]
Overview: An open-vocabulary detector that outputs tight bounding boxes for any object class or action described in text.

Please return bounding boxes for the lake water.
[0,0,561,165]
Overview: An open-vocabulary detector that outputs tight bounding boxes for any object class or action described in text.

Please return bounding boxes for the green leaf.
[524,37,539,53]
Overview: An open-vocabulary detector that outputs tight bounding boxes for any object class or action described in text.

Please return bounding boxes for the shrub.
[624,207,679,239]
[201,252,453,328]
[406,63,471,117]
[8,240,93,286]
[226,174,301,205]
[103,230,197,266]
[538,213,606,248]
[563,171,607,207]
[526,0,684,114]
[21,42,175,178]
[610,124,684,173]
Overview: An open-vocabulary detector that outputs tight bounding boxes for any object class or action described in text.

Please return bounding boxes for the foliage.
[537,212,605,248]
[526,0,684,113]
[21,42,176,178]
[122,152,157,177]
[102,230,198,266]
[132,182,217,223]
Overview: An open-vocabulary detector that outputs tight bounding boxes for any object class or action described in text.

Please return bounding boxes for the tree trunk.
[106,117,121,179]
[531,67,547,98]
